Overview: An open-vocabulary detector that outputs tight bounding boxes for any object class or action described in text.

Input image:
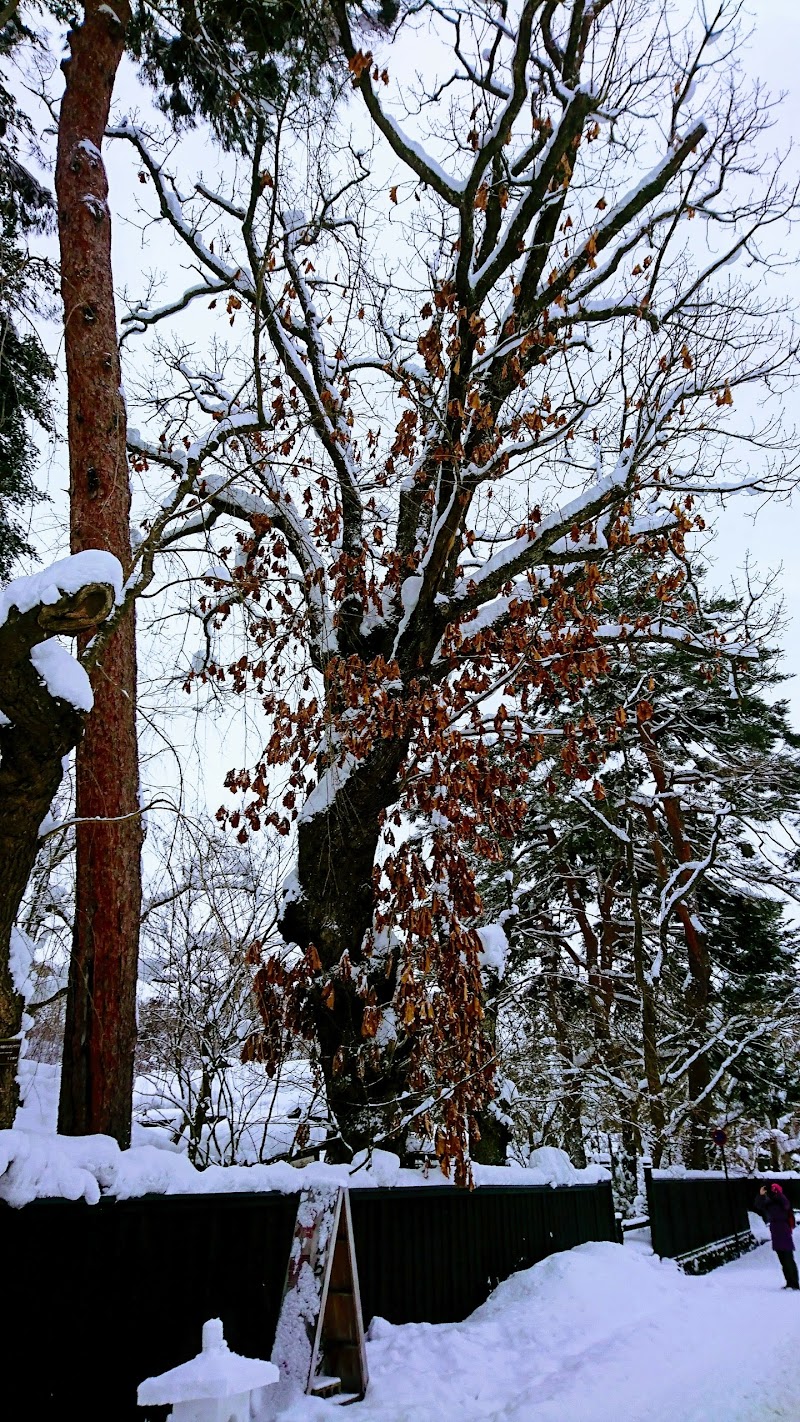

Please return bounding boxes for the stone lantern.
[138,1318,280,1422]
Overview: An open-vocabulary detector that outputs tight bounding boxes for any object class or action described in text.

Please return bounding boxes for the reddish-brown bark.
[55,1,142,1147]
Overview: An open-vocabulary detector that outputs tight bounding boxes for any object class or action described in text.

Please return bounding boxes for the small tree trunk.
[627,820,667,1165]
[55,0,142,1147]
[469,970,511,1165]
[0,743,67,1126]
[545,950,587,1169]
[637,723,712,1169]
[617,1113,641,1214]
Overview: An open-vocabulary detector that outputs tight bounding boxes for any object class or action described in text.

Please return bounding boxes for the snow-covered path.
[278,1234,800,1422]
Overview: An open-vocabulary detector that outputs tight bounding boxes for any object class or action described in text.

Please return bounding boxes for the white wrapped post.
[137,1317,279,1422]
[272,1187,368,1401]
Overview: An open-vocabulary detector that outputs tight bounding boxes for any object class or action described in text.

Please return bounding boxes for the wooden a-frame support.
[272,1187,368,1404]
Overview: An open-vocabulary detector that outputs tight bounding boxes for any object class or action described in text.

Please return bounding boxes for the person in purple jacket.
[756,1183,799,1289]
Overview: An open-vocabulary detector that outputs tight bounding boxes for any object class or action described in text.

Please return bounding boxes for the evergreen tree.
[0,5,57,578]
[713,894,800,1169]
[472,549,800,1185]
[127,0,400,149]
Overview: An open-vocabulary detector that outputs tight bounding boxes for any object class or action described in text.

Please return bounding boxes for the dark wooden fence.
[8,1167,792,1413]
[646,1171,749,1260]
[350,1182,618,1326]
[3,1189,299,1421]
[646,1171,800,1263]
[735,1175,800,1211]
[1,1178,616,1420]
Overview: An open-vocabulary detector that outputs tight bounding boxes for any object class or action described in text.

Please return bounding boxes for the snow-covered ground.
[8,1063,799,1420]
[276,1232,799,1422]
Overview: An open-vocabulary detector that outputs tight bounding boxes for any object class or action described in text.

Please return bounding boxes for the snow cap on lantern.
[137,1317,279,1422]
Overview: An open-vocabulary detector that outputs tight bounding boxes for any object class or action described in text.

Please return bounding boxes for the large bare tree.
[109,0,798,1174]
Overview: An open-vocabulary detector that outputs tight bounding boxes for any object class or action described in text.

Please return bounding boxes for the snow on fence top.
[651,1165,800,1181]
[0,1127,607,1209]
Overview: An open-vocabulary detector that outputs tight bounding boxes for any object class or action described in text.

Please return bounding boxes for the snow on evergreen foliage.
[471,553,800,1192]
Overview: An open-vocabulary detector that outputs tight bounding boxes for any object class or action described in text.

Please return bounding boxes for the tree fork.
[55,0,142,1147]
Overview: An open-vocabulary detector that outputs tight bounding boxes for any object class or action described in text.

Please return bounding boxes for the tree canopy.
[1,0,799,1182]
[105,0,800,1175]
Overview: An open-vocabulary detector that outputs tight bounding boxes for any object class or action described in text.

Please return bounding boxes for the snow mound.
[523,1146,586,1185]
[138,1318,278,1405]
[311,1240,797,1422]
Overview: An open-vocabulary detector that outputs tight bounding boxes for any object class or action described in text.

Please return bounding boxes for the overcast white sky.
[701,2,800,710]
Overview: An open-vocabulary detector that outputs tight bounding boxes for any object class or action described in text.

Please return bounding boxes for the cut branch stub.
[36,584,114,635]
[0,581,115,729]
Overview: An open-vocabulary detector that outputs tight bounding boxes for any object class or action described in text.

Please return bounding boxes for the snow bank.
[3,1063,607,1207]
[0,1130,607,1208]
[133,1057,328,1168]
[0,550,123,628]
[747,1210,771,1245]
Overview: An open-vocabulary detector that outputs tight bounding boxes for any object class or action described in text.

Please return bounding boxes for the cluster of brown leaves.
[213,505,698,1177]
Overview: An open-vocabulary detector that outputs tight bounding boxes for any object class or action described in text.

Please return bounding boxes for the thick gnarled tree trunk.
[280,736,410,1159]
[0,571,117,1126]
[55,0,142,1147]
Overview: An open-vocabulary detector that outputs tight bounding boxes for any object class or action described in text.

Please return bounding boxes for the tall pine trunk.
[55,1,142,1147]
